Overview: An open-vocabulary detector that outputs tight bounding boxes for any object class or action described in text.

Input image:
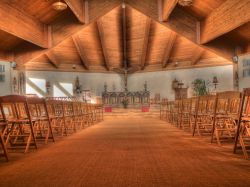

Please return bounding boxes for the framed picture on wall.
[0,74,5,82]
[0,65,5,73]
[242,58,250,78]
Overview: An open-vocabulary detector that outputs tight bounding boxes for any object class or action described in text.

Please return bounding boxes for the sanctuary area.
[0,0,250,186]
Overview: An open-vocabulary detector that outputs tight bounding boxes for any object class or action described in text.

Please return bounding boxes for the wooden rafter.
[96,20,110,71]
[201,0,250,44]
[122,3,128,69]
[72,35,89,70]
[162,32,177,68]
[126,0,234,61]
[141,18,151,70]
[14,0,121,66]
[162,0,178,21]
[45,51,60,68]
[191,47,205,65]
[0,1,48,48]
[64,0,85,23]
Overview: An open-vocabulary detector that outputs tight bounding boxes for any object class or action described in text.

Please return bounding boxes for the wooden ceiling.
[0,0,249,73]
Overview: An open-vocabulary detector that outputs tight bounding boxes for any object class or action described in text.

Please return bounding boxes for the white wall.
[26,65,234,100]
[25,71,123,97]
[0,61,12,96]
[128,65,234,100]
[238,54,250,91]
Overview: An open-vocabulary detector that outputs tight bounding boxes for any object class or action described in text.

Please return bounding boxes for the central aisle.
[0,116,250,187]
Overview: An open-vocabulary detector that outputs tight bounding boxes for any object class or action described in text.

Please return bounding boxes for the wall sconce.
[46,81,51,94]
[13,77,18,93]
[212,76,218,89]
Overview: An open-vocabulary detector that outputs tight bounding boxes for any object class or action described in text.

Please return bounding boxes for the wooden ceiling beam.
[201,0,250,44]
[0,1,48,48]
[64,0,85,23]
[96,20,110,71]
[72,35,90,70]
[162,0,178,21]
[126,0,234,62]
[141,18,151,70]
[14,0,122,66]
[162,32,177,68]
[45,51,60,68]
[191,47,205,65]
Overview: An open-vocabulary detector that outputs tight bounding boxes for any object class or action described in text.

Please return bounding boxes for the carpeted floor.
[0,116,250,187]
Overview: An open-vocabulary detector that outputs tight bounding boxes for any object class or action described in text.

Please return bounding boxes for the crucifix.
[112,2,140,92]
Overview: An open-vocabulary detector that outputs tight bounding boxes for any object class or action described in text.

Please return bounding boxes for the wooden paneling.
[64,0,85,23]
[2,0,65,24]
[126,7,152,67]
[181,0,226,20]
[162,0,178,21]
[0,30,23,51]
[201,0,250,44]
[97,7,123,69]
[146,22,172,66]
[0,1,48,48]
[77,23,105,66]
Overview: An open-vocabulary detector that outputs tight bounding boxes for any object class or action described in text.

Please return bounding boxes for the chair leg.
[239,135,249,159]
[0,132,9,161]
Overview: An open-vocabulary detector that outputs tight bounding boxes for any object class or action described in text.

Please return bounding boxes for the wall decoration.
[242,58,250,78]
[0,65,5,82]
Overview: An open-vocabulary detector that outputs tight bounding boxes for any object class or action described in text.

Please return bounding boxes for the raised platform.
[103,105,160,119]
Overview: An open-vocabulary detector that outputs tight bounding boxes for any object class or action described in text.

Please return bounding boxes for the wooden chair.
[46,99,65,136]
[179,98,192,130]
[172,100,182,127]
[234,88,250,159]
[167,101,175,123]
[193,95,216,136]
[211,91,241,146]
[0,95,37,153]
[160,102,169,121]
[188,97,199,133]
[0,107,9,161]
[62,100,76,134]
[26,97,55,144]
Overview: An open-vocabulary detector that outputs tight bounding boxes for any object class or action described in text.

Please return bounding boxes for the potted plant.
[192,79,210,96]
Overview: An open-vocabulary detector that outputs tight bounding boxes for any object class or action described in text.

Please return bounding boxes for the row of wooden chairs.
[0,95,103,162]
[160,88,250,159]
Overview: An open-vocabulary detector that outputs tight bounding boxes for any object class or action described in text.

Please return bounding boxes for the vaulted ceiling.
[0,0,249,73]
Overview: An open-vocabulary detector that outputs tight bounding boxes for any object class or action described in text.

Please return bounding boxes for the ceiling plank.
[0,1,48,48]
[14,0,122,66]
[64,0,85,23]
[162,32,177,68]
[141,18,152,70]
[126,0,234,61]
[72,35,90,70]
[96,20,110,71]
[201,0,250,44]
[162,0,178,21]
[191,47,205,65]
[45,51,60,68]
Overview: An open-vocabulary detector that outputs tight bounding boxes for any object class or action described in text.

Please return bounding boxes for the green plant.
[192,79,210,96]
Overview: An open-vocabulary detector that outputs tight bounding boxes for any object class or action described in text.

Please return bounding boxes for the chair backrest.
[216,91,241,116]
[241,88,250,118]
[26,97,48,119]
[0,95,29,121]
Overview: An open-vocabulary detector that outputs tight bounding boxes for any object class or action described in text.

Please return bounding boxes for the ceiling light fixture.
[178,0,193,6]
[52,0,68,11]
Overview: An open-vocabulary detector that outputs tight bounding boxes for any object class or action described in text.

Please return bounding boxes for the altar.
[102,82,150,108]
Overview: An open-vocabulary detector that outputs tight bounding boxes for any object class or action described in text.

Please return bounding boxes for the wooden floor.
[1,116,250,187]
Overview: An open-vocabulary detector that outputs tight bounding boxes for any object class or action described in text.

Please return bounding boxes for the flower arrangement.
[121,97,129,108]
